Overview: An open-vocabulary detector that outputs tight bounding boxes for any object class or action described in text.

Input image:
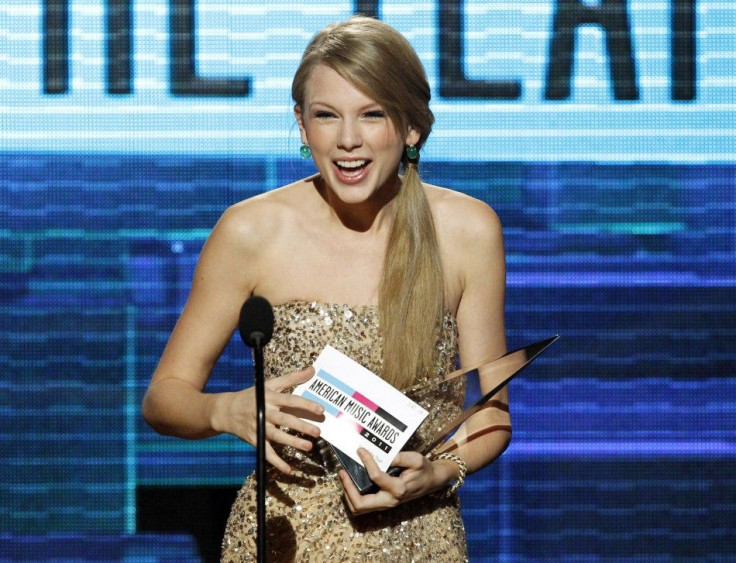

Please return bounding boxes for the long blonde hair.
[292,17,443,389]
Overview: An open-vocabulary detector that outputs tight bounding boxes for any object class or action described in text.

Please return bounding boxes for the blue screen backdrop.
[1,1,734,561]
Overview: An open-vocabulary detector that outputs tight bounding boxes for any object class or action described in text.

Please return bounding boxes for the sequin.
[221,301,468,562]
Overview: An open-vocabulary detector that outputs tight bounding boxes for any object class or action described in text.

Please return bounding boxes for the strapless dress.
[221,301,468,562]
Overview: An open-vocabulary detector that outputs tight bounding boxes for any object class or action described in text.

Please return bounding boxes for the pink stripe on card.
[352,392,378,411]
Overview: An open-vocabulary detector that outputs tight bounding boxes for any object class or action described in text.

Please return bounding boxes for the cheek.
[376,130,405,154]
[304,127,332,152]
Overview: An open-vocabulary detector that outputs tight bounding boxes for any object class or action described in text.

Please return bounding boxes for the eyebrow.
[308,101,383,112]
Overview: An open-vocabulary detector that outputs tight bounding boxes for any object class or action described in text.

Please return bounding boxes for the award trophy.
[332,335,559,494]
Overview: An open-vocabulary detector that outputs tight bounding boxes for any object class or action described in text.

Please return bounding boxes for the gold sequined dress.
[222,301,468,562]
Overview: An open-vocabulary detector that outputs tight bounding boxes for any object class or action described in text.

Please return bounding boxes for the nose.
[337,118,362,151]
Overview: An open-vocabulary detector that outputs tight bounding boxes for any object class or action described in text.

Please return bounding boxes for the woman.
[142,16,510,562]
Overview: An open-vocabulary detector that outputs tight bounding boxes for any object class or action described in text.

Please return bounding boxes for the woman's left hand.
[339,448,447,515]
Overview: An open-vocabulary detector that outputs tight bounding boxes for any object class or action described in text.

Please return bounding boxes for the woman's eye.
[364,111,385,119]
[314,111,335,119]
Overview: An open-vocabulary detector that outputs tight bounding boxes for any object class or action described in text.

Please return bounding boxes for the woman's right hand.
[214,366,324,474]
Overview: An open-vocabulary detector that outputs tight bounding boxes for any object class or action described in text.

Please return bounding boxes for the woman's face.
[295,65,419,206]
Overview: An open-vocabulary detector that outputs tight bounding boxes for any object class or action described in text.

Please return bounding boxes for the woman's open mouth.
[334,159,370,183]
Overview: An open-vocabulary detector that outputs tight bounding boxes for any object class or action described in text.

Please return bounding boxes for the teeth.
[336,160,366,169]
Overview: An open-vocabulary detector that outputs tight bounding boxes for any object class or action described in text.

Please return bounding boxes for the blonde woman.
[143,16,510,562]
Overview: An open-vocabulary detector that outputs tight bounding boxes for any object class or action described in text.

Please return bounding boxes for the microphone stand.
[238,295,273,563]
[252,331,267,563]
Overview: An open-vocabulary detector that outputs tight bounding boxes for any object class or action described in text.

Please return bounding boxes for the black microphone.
[239,295,274,348]
[237,295,273,563]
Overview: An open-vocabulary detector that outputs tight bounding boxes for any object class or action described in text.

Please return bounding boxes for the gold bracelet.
[434,452,467,497]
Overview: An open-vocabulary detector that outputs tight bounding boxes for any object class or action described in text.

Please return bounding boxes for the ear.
[294,104,308,144]
[405,126,420,147]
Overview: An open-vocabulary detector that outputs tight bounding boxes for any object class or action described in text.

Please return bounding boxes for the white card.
[293,345,428,471]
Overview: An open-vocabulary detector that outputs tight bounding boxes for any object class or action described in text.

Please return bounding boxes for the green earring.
[299,144,311,159]
[406,144,418,160]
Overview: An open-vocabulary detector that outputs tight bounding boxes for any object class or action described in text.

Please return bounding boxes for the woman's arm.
[438,197,510,474]
[142,204,257,435]
[141,202,324,473]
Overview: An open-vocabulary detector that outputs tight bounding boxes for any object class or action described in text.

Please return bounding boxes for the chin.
[323,178,375,201]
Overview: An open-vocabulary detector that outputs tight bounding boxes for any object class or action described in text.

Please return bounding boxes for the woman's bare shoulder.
[215,177,316,242]
[229,177,313,217]
[425,183,502,242]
